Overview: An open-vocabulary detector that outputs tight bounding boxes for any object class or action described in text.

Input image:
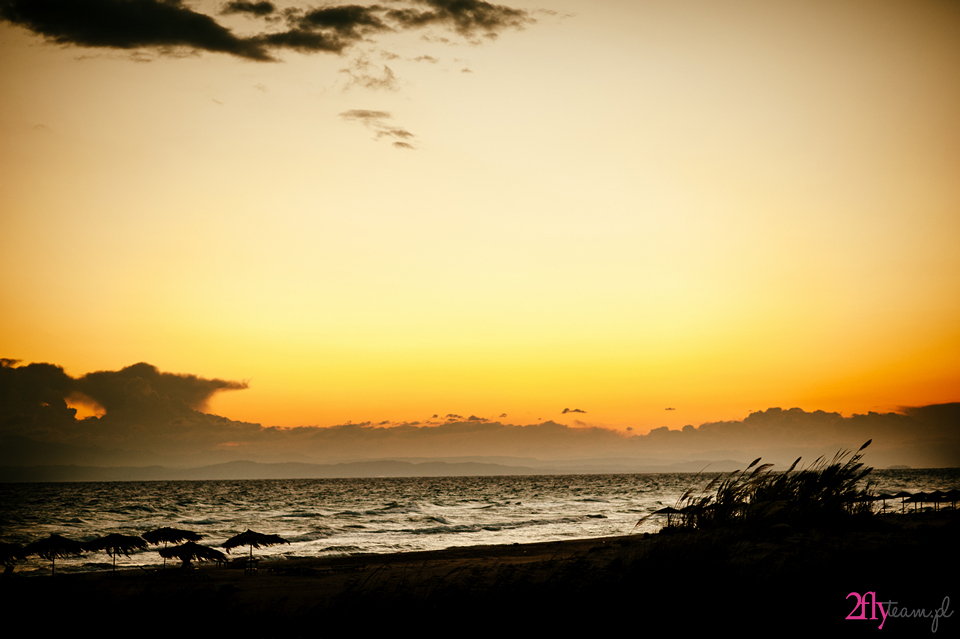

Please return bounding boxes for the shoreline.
[4,510,956,635]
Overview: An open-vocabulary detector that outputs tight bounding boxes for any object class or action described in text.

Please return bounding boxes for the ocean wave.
[365,502,422,515]
[379,515,586,537]
[319,545,363,554]
[286,531,335,543]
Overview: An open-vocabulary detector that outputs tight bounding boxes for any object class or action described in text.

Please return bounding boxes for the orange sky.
[2,0,958,435]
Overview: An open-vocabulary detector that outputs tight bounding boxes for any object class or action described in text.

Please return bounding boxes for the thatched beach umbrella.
[85,534,148,571]
[651,507,681,527]
[223,529,289,559]
[158,542,226,569]
[143,527,203,568]
[946,489,960,509]
[894,491,912,514]
[908,492,929,512]
[929,490,946,512]
[875,493,893,506]
[633,506,684,531]
[871,493,894,513]
[143,527,203,546]
[24,534,85,576]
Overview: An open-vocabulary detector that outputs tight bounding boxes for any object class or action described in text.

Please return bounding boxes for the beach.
[4,510,955,636]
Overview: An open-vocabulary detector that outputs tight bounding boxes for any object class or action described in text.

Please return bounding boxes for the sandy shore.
[4,511,956,636]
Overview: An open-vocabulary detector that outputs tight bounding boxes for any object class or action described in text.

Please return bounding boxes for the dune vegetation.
[644,440,876,531]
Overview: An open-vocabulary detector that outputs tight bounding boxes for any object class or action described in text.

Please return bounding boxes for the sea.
[2,469,957,575]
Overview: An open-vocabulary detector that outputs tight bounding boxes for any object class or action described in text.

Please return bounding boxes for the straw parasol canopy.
[946,489,960,509]
[652,506,681,527]
[908,492,929,512]
[85,534,148,571]
[24,534,85,575]
[894,491,913,514]
[142,527,203,546]
[929,490,946,511]
[633,506,684,531]
[223,529,289,558]
[143,527,204,568]
[158,542,226,569]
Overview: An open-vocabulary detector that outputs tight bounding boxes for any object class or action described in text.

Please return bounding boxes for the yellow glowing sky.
[2,0,958,433]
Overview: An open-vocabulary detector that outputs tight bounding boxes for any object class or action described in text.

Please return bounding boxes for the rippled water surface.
[2,469,956,574]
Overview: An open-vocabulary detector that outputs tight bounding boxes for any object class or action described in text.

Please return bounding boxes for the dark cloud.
[0,360,77,439]
[0,359,247,438]
[0,0,273,60]
[340,109,391,121]
[387,0,530,39]
[340,108,416,148]
[255,27,344,53]
[561,408,586,414]
[1,359,257,466]
[222,1,276,17]
[380,127,413,139]
[0,0,531,60]
[73,362,247,413]
[298,5,387,38]
[257,5,390,55]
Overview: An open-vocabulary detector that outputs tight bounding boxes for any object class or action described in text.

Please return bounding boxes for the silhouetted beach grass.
[644,440,877,533]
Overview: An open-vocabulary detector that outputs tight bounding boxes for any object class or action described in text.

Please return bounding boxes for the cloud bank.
[0,0,533,61]
[2,359,957,470]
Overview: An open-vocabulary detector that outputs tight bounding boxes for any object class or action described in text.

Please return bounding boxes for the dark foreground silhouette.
[3,510,955,637]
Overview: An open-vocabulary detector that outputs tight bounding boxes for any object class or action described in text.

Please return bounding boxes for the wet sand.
[4,511,956,636]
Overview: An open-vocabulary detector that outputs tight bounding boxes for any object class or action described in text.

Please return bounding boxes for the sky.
[2,0,959,456]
